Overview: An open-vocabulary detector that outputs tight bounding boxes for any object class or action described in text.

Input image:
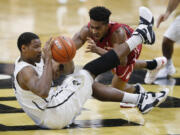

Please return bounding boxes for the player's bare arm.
[111,27,127,45]
[157,0,180,27]
[41,38,75,80]
[17,38,53,98]
[72,25,90,49]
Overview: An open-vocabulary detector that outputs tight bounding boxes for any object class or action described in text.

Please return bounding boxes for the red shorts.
[112,44,142,82]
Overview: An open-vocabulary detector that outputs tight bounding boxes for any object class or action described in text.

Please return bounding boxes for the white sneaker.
[167,62,176,76]
[133,7,155,45]
[135,83,146,94]
[156,61,176,78]
[156,67,168,78]
[137,88,169,114]
[144,57,167,84]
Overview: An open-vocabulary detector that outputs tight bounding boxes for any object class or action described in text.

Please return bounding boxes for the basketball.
[51,36,76,63]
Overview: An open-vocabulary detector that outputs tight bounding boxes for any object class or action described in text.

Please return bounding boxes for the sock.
[146,59,157,70]
[122,92,139,104]
[126,35,143,51]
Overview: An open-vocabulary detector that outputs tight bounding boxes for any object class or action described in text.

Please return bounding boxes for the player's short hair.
[17,32,39,51]
[89,6,111,24]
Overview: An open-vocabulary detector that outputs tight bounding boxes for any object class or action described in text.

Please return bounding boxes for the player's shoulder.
[112,27,126,37]
[15,59,36,75]
[15,66,36,89]
[21,66,36,75]
[81,25,90,33]
[111,25,127,44]
[109,22,126,35]
[16,65,37,90]
[80,25,90,37]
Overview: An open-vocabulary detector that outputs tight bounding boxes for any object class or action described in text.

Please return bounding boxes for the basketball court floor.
[0,0,180,134]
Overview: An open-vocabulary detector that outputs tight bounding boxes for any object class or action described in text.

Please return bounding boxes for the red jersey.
[88,22,142,65]
[88,22,142,82]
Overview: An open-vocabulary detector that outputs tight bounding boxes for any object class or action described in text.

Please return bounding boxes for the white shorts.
[164,15,180,44]
[41,69,93,129]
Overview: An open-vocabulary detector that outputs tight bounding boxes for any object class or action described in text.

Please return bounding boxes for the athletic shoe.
[133,7,155,45]
[167,62,176,76]
[156,61,176,78]
[144,57,167,84]
[137,88,169,114]
[134,83,146,94]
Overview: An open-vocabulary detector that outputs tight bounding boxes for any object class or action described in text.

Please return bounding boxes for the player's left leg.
[111,73,146,108]
[92,81,169,114]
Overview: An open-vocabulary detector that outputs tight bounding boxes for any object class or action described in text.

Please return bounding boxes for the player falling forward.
[73,6,166,93]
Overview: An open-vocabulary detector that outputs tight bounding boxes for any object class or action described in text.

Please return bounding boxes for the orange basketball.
[51,36,76,63]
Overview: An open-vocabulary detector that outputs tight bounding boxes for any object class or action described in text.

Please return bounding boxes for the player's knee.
[112,76,126,90]
[83,50,120,77]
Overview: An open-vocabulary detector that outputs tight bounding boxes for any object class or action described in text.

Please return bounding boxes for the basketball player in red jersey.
[73,6,166,95]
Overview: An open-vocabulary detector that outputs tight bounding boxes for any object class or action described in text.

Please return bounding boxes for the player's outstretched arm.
[157,0,180,28]
[72,25,89,49]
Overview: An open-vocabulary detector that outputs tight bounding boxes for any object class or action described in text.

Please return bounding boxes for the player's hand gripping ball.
[51,36,76,63]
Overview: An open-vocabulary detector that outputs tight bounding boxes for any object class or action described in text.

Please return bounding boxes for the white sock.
[126,35,143,51]
[122,92,140,104]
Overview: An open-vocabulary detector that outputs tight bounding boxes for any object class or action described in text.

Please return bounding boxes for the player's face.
[23,39,42,63]
[89,19,109,41]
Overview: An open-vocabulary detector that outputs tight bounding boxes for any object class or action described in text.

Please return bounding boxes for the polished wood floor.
[1,0,180,134]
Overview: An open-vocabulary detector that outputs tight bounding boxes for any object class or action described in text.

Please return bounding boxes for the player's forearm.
[73,39,83,50]
[96,47,108,56]
[166,0,180,14]
[37,58,53,98]
[72,34,86,50]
